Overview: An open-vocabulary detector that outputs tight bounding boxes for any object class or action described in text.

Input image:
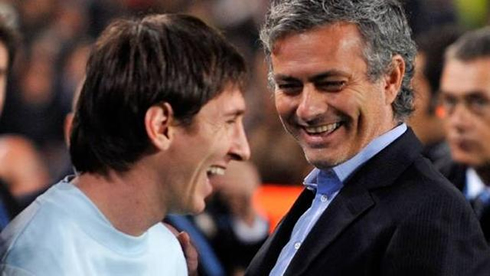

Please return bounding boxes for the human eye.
[316,80,346,92]
[225,113,243,127]
[226,117,237,125]
[276,82,303,95]
[440,94,457,112]
[466,94,490,113]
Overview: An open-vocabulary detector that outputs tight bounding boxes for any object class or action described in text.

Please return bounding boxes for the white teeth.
[207,166,225,176]
[305,122,340,134]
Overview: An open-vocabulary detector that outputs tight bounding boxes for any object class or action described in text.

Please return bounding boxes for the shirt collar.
[304,123,407,193]
[465,168,488,199]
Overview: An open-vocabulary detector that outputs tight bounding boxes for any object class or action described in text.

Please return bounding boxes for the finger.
[177,231,199,276]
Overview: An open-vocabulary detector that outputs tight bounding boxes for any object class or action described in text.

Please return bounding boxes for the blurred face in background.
[0,42,8,116]
[440,57,490,167]
[409,53,446,145]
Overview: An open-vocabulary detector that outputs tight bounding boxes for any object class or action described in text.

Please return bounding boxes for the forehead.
[198,85,245,117]
[441,57,490,96]
[270,23,366,79]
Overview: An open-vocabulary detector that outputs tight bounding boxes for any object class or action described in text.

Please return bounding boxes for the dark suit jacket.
[246,129,490,276]
[437,161,490,244]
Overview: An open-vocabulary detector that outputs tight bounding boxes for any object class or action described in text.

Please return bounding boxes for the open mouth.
[206,166,225,176]
[304,122,342,135]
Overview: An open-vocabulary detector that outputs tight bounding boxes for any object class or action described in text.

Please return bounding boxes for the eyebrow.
[465,91,490,98]
[440,90,489,98]
[224,107,246,118]
[273,69,350,83]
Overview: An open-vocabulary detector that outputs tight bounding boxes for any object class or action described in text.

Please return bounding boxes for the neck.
[74,164,166,236]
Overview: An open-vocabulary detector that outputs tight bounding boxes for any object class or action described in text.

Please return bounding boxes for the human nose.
[229,120,251,161]
[296,85,326,123]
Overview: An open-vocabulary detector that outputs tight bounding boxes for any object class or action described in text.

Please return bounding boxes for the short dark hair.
[446,26,490,62]
[415,25,462,114]
[70,14,246,175]
[0,16,19,69]
[260,0,417,121]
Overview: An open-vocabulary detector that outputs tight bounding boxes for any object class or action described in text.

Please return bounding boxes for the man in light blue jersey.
[246,0,490,275]
[1,14,250,275]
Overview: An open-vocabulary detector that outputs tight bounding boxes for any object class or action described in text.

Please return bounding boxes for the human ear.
[144,102,174,150]
[384,55,405,105]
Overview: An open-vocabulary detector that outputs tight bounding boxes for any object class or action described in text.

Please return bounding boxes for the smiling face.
[166,85,250,214]
[440,57,490,167]
[271,23,398,169]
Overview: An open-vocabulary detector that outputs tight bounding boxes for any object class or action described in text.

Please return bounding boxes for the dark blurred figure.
[403,0,457,36]
[0,135,50,208]
[439,26,490,242]
[409,25,463,163]
[0,15,20,229]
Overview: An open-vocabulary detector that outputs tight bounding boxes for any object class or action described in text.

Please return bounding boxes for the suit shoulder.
[372,155,473,222]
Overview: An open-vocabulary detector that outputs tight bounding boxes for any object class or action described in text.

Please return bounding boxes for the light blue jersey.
[0,178,187,276]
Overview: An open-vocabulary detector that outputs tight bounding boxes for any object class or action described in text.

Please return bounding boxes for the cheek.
[443,117,454,132]
[206,126,231,156]
[473,115,490,138]
[336,89,368,121]
[275,93,295,117]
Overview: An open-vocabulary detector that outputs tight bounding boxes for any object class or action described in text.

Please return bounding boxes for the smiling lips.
[304,122,341,135]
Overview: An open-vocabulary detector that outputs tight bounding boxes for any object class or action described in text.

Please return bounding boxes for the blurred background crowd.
[0,0,489,274]
[0,0,489,189]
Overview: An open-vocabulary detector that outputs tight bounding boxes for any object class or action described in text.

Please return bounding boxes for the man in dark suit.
[246,0,490,275]
[438,27,490,243]
[409,25,462,164]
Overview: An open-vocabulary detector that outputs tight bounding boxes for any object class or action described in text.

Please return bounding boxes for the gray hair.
[446,26,490,62]
[260,0,417,121]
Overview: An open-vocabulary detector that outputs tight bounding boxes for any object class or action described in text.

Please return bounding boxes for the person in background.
[438,26,490,243]
[246,0,490,275]
[203,161,269,275]
[0,135,50,208]
[0,16,21,230]
[0,4,51,215]
[0,13,250,275]
[409,25,462,163]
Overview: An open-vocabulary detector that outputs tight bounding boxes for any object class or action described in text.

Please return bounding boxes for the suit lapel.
[285,185,374,275]
[246,188,315,275]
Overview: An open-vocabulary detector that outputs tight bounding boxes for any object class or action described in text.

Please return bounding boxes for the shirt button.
[294,242,301,250]
[321,195,328,202]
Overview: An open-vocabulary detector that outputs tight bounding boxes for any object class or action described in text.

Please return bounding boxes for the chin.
[452,152,481,167]
[307,156,339,170]
[305,150,346,169]
[189,199,207,215]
